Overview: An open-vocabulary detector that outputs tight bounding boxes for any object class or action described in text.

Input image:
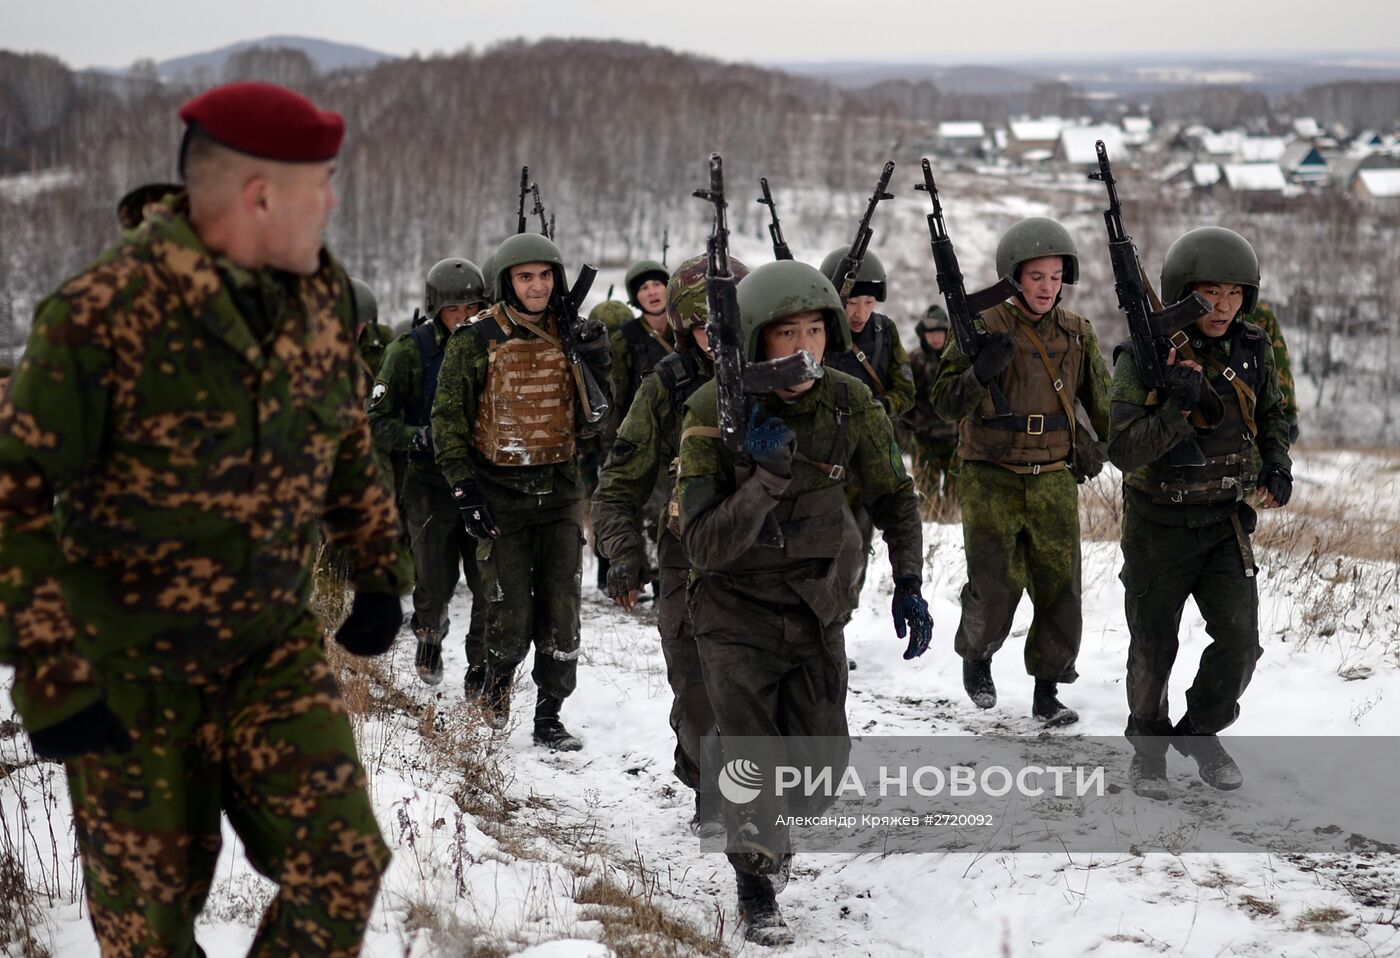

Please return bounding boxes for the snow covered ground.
[4,450,1400,956]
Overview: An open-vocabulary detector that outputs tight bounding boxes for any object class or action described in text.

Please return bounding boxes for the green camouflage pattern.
[1245,303,1298,426]
[357,321,396,379]
[902,347,960,512]
[368,322,444,482]
[589,299,634,332]
[401,474,485,664]
[952,461,1083,680]
[609,318,675,423]
[825,313,914,416]
[0,195,410,732]
[67,625,389,957]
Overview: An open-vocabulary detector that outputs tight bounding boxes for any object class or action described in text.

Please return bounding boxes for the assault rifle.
[756,177,793,261]
[661,228,670,267]
[693,153,822,452]
[831,161,895,303]
[914,158,1019,362]
[1088,140,1210,466]
[551,264,610,424]
[516,166,530,234]
[530,182,550,238]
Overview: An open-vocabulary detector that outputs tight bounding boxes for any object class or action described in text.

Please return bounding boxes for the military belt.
[980,412,1069,436]
[990,460,1069,476]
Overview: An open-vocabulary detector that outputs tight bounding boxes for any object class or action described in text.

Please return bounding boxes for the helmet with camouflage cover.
[736,261,851,362]
[624,259,670,309]
[995,217,1079,285]
[819,246,887,301]
[423,258,488,319]
[350,278,379,327]
[589,299,633,331]
[1160,226,1260,316]
[492,233,567,311]
[916,303,950,334]
[665,254,750,351]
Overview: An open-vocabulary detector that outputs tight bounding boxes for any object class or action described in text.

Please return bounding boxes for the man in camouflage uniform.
[369,258,490,690]
[930,217,1111,727]
[610,259,675,420]
[431,233,612,750]
[902,303,961,518]
[593,254,749,836]
[0,83,411,958]
[1246,302,1299,442]
[678,260,931,945]
[583,299,640,591]
[1109,227,1292,798]
[352,277,396,380]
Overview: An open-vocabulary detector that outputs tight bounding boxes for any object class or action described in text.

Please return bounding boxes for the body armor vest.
[471,306,576,466]
[956,303,1086,467]
[620,317,673,401]
[1127,323,1269,506]
[825,313,893,394]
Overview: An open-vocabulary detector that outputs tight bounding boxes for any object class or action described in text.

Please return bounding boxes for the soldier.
[431,233,612,750]
[352,277,396,379]
[929,217,1112,727]
[902,304,961,518]
[0,82,410,956]
[369,258,491,690]
[1246,302,1300,442]
[1109,227,1291,798]
[583,300,639,592]
[589,298,633,333]
[678,260,931,945]
[611,259,675,419]
[593,253,749,836]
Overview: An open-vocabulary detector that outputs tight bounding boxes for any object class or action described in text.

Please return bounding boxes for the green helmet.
[819,246,887,302]
[665,253,750,348]
[492,233,567,308]
[995,217,1079,285]
[589,299,634,331]
[625,259,670,309]
[916,302,950,333]
[480,251,498,303]
[349,278,378,328]
[1160,227,1260,316]
[424,258,488,319]
[736,261,851,363]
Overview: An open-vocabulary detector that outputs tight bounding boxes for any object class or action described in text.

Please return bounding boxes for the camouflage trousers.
[1121,494,1262,755]
[910,437,958,519]
[690,578,849,873]
[656,532,717,792]
[476,508,583,699]
[402,473,485,667]
[954,461,1082,682]
[65,623,388,958]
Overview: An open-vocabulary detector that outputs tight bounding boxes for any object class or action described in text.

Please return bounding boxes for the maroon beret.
[179,82,344,164]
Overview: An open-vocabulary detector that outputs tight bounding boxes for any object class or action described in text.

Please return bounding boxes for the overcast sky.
[7,0,1400,69]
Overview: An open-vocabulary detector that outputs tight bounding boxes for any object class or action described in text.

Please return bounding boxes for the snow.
[1057,125,1126,166]
[1192,163,1222,187]
[1356,168,1400,198]
[1222,163,1287,192]
[1008,119,1064,144]
[938,121,986,140]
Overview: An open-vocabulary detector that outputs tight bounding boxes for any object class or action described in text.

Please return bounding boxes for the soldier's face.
[637,279,668,316]
[1016,256,1064,317]
[762,311,826,397]
[845,296,876,333]
[510,263,555,313]
[924,329,947,351]
[1191,282,1245,338]
[258,160,336,275]
[438,302,482,331]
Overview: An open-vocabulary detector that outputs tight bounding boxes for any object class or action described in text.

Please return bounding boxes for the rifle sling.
[1019,322,1078,444]
[678,384,852,481]
[1168,331,1258,437]
[643,322,675,355]
[853,348,886,395]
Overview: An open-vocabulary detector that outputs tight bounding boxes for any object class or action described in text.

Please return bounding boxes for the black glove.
[574,318,612,369]
[606,557,641,599]
[409,424,433,456]
[1288,421,1300,444]
[743,405,796,478]
[972,333,1016,386]
[28,700,132,761]
[1161,363,1204,412]
[452,480,500,539]
[1257,463,1293,506]
[334,591,403,656]
[891,576,933,660]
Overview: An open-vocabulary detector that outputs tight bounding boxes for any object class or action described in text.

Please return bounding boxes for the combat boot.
[962,658,996,709]
[480,669,513,731]
[734,868,795,946]
[464,664,486,702]
[1128,753,1170,800]
[1032,679,1078,727]
[691,789,725,839]
[414,638,444,686]
[1172,716,1243,790]
[532,694,583,751]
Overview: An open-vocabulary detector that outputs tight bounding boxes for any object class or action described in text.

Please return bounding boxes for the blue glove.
[743,405,796,478]
[892,576,932,659]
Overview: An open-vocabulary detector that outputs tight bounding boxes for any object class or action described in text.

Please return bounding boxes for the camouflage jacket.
[903,347,959,445]
[369,319,449,487]
[609,317,675,421]
[1108,319,1291,526]
[824,313,915,419]
[358,321,397,379]
[1246,304,1298,426]
[678,371,922,625]
[593,352,708,570]
[431,302,609,512]
[0,196,410,730]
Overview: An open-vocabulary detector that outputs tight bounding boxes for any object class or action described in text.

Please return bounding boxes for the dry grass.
[1238,894,1280,918]
[575,873,729,958]
[1294,905,1351,933]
